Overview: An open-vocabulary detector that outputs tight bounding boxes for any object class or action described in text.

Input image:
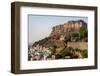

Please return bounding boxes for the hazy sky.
[28,15,88,43]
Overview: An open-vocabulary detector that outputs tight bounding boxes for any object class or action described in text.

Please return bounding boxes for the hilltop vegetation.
[29,20,88,60]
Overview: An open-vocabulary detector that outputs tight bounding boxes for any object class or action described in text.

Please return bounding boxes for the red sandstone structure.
[50,20,87,36]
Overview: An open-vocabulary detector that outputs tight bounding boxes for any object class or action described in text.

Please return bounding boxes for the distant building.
[50,20,87,36]
[60,35,64,40]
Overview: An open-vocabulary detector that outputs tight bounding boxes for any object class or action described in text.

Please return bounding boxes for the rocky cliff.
[50,20,87,36]
[32,20,87,48]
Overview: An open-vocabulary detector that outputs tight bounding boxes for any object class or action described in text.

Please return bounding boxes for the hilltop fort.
[50,20,87,36]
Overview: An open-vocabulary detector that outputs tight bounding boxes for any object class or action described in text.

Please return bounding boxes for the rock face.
[50,20,87,36]
[32,20,87,48]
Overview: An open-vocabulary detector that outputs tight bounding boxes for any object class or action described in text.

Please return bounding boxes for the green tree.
[64,34,71,42]
[80,49,88,58]
[60,49,71,58]
[71,33,79,41]
[79,27,88,40]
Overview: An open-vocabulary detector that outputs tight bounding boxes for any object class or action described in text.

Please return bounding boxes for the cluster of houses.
[28,44,52,61]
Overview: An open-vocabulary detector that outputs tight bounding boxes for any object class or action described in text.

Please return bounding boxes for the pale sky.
[28,15,88,44]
